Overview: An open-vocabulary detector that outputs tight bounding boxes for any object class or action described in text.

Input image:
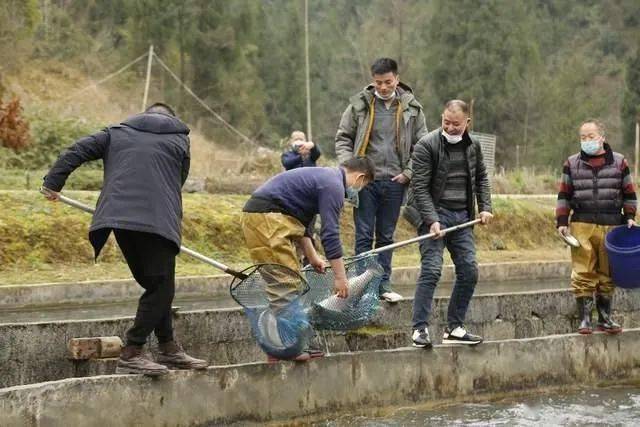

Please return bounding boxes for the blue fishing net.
[245,299,314,359]
[230,256,384,358]
[230,263,312,359]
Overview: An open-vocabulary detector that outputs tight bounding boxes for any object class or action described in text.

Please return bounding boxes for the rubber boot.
[576,296,593,335]
[595,294,622,334]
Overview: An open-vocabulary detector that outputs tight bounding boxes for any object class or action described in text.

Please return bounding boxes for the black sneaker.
[412,328,432,348]
[442,326,483,345]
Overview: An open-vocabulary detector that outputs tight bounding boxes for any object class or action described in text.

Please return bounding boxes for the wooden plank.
[68,337,123,360]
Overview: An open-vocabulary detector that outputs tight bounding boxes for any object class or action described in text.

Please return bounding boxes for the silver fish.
[257,310,285,348]
[316,262,384,312]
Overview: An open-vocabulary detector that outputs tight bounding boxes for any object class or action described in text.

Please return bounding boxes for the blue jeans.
[354,179,406,294]
[412,208,478,330]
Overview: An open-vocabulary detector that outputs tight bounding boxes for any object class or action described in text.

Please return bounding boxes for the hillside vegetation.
[2,0,640,169]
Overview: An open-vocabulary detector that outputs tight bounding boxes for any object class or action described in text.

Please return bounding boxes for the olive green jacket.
[334,82,428,180]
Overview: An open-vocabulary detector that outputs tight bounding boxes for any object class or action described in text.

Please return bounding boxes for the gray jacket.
[43,112,191,257]
[406,128,492,228]
[334,82,428,179]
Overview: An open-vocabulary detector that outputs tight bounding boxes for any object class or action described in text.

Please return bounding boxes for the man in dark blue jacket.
[281,130,322,263]
[42,103,207,376]
[242,157,375,360]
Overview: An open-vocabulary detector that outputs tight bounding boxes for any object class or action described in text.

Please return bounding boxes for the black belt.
[243,195,311,226]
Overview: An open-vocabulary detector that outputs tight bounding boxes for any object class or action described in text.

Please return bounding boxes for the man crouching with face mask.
[406,100,493,348]
[241,157,375,361]
[556,119,637,335]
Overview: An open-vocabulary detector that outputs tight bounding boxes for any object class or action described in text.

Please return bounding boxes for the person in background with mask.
[556,119,637,335]
[241,157,376,360]
[407,99,493,348]
[281,130,322,265]
[281,130,321,170]
[335,58,428,303]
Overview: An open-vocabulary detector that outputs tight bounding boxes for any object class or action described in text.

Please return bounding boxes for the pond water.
[315,386,640,426]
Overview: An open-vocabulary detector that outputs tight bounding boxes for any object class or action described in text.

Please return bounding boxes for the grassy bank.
[0,191,567,285]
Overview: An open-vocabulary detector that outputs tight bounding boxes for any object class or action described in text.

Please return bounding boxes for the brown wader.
[241,212,307,308]
[570,222,621,334]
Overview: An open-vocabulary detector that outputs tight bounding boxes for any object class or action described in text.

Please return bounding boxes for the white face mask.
[442,129,463,144]
[374,90,396,101]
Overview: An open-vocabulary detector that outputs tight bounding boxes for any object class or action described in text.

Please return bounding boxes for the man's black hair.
[370,58,398,76]
[340,157,376,182]
[145,102,176,117]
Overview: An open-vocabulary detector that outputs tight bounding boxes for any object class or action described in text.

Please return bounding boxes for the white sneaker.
[380,291,403,303]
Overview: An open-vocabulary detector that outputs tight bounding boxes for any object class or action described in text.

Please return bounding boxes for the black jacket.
[407,128,492,228]
[43,112,190,257]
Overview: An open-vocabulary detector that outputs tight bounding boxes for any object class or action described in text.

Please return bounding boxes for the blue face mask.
[345,175,365,207]
[581,139,602,156]
[345,186,360,207]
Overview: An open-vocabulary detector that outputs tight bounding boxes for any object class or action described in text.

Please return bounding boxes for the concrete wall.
[2,330,640,426]
[0,261,570,308]
[2,288,639,389]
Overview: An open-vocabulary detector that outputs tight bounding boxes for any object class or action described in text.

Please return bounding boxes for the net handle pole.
[359,218,482,257]
[39,188,248,280]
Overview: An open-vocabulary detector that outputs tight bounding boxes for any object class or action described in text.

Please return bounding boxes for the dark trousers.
[354,179,405,293]
[114,229,177,346]
[412,208,478,330]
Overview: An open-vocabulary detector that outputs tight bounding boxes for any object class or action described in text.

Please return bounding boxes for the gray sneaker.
[442,326,483,345]
[156,341,208,370]
[412,328,432,349]
[116,345,169,377]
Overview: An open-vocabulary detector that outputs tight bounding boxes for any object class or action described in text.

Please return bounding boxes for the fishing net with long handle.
[43,189,480,356]
[41,189,313,359]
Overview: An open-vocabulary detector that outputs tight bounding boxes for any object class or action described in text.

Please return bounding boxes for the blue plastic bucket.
[605,225,640,289]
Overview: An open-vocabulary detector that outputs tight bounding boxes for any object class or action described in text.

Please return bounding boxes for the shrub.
[0,97,30,150]
[0,105,104,170]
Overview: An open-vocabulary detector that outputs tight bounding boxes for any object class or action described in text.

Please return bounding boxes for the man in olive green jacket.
[335,58,428,302]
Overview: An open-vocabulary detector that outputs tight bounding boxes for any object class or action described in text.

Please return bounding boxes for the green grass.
[0,169,104,191]
[0,191,567,285]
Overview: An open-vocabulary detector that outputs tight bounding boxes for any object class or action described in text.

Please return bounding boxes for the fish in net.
[230,256,385,357]
[230,263,314,359]
[302,254,384,331]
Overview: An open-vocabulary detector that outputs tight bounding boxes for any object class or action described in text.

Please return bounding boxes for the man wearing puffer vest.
[556,119,637,335]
